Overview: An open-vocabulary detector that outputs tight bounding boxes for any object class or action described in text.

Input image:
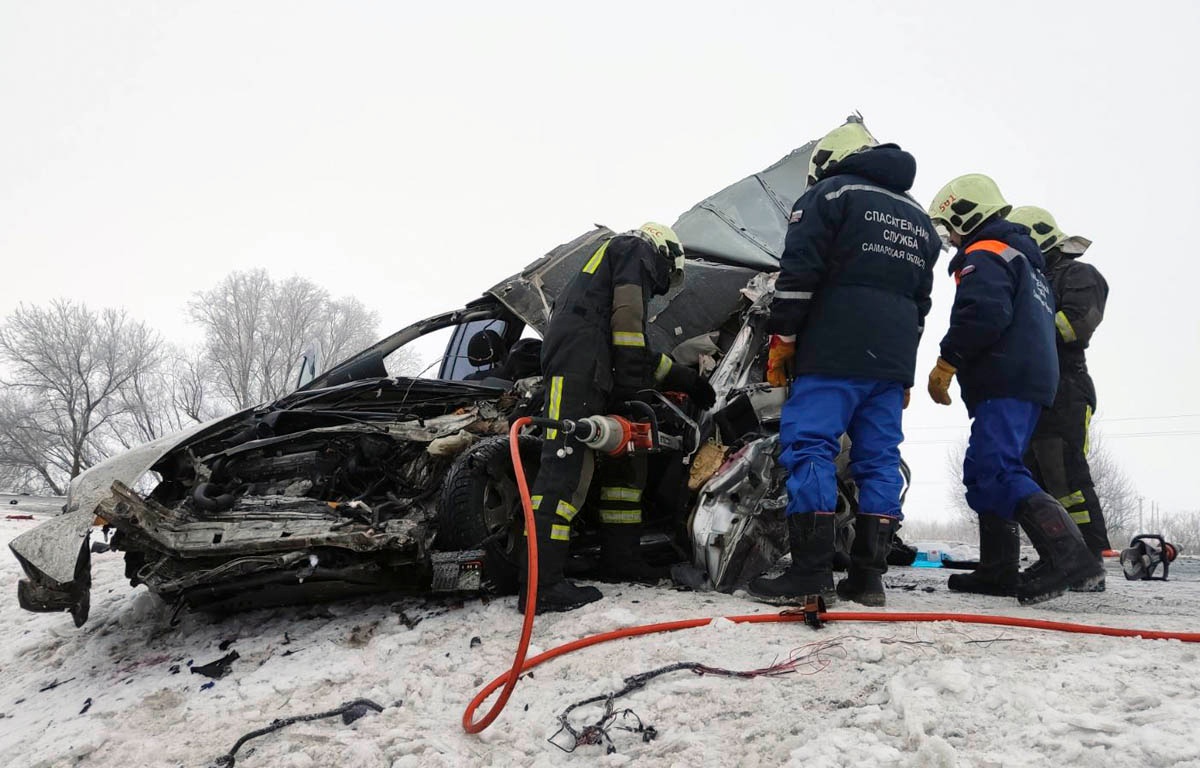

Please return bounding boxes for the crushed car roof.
[672,141,815,270]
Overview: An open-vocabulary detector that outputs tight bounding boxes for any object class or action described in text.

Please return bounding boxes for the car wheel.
[437,434,542,594]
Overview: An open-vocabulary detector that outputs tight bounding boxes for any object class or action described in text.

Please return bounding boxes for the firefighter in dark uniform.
[519,223,716,614]
[927,176,1103,604]
[749,118,940,608]
[1010,205,1111,588]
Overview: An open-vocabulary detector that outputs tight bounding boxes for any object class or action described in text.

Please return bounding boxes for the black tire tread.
[436,434,541,593]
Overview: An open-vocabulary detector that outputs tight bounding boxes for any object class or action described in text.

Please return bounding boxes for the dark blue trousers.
[964,398,1044,519]
[779,375,905,519]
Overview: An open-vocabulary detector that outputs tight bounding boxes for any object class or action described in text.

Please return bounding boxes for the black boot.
[747,513,837,605]
[1068,551,1106,592]
[598,526,670,584]
[835,514,893,607]
[517,529,602,614]
[1071,510,1109,592]
[948,515,1020,597]
[1015,492,1104,605]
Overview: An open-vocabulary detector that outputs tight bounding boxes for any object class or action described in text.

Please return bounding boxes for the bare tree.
[1162,510,1200,554]
[189,270,383,410]
[171,348,219,424]
[317,296,382,372]
[0,300,161,488]
[0,393,66,494]
[188,269,274,410]
[1086,430,1138,543]
[109,345,225,449]
[943,439,975,526]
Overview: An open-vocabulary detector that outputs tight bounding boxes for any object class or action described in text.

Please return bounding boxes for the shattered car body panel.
[688,435,789,591]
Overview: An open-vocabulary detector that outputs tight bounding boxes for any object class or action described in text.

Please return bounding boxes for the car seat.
[464,329,507,380]
[498,338,542,380]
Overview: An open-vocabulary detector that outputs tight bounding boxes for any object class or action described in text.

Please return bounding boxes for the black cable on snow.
[209,698,384,767]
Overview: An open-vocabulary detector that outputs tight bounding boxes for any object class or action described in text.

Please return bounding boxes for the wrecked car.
[10,139,911,626]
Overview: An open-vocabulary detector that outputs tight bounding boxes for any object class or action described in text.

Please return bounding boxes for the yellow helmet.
[1008,205,1066,253]
[807,116,879,185]
[927,174,1012,237]
[637,222,685,289]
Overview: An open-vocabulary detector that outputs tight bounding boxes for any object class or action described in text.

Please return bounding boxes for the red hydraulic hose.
[461,420,1200,735]
[461,417,539,734]
[463,609,1200,732]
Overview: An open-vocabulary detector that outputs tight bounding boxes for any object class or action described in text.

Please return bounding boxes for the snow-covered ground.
[3,510,1199,768]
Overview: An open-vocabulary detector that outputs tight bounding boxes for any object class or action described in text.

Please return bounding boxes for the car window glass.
[444,317,510,381]
[383,326,454,379]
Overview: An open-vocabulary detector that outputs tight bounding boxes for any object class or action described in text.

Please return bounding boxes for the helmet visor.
[934,222,955,250]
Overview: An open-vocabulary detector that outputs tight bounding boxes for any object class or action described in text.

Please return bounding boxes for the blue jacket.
[767,145,940,387]
[939,219,1059,409]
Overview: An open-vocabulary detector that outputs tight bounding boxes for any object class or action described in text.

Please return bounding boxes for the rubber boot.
[1015,492,1105,605]
[598,525,670,584]
[1069,550,1106,593]
[517,528,602,614]
[947,515,1020,597]
[1071,499,1109,593]
[747,513,837,606]
[835,514,893,607]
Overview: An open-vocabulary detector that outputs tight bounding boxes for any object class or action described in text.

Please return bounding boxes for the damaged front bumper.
[10,509,95,626]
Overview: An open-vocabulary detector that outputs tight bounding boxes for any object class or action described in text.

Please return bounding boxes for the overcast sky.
[2,1,1197,521]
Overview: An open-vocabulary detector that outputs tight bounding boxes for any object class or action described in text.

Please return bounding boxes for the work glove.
[766,334,796,388]
[666,364,717,410]
[903,388,911,410]
[927,358,956,406]
[688,376,717,410]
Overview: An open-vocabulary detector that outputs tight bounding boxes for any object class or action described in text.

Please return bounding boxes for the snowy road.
[3,511,1198,768]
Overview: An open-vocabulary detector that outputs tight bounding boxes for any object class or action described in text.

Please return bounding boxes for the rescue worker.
[1009,206,1111,591]
[749,117,940,608]
[519,223,717,614]
[926,175,1103,604]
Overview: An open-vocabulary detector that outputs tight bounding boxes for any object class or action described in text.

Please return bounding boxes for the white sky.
[2,1,1198,521]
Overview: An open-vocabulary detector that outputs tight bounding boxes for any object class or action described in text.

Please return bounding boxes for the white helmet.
[927,174,1012,237]
[808,116,879,185]
[637,222,685,289]
[1007,205,1066,253]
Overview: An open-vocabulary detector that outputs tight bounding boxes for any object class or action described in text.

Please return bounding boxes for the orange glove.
[927,358,957,405]
[766,334,796,387]
[903,388,911,410]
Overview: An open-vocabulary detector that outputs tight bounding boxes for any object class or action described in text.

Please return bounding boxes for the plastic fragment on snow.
[191,651,239,680]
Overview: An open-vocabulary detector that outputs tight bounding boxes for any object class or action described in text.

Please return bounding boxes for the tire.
[436,434,542,594]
